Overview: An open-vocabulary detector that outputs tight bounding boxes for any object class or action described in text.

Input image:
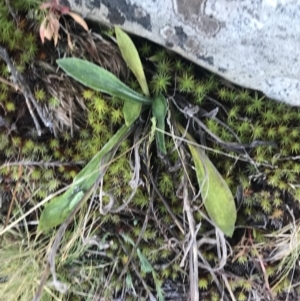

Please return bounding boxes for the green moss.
[150,71,171,94]
[156,58,172,74]
[139,42,152,56]
[177,71,195,93]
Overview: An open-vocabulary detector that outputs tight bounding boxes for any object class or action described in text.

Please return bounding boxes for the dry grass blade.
[0,185,68,236]
[261,208,300,291]
[67,11,88,31]
[33,183,97,301]
[34,62,86,136]
[182,174,199,301]
[0,227,51,301]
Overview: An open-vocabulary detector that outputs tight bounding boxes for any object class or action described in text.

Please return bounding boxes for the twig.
[160,129,277,169]
[175,96,277,152]
[0,160,85,169]
[5,0,18,22]
[277,155,300,161]
[0,75,16,89]
[0,46,52,135]
[222,274,237,301]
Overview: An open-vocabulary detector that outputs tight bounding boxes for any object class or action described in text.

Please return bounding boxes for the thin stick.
[0,75,16,89]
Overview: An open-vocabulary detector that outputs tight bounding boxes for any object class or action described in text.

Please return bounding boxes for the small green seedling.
[38,26,236,239]
[39,27,167,232]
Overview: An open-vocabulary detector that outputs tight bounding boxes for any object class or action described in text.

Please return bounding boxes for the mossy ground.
[1,1,300,300]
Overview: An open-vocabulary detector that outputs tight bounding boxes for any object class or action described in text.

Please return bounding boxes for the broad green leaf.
[152,95,167,154]
[56,58,151,105]
[177,124,236,237]
[37,189,83,233]
[115,27,148,126]
[123,100,141,126]
[115,27,149,96]
[38,124,133,233]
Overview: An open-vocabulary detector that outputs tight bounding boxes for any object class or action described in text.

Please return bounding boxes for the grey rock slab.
[67,0,300,106]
